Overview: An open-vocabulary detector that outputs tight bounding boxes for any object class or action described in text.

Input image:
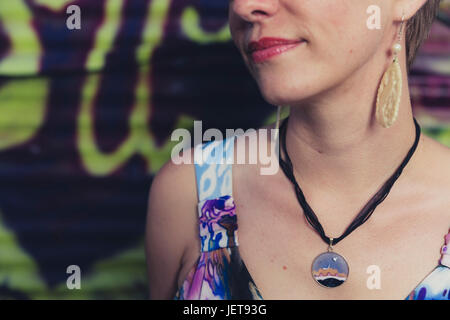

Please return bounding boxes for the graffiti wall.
[0,0,448,299]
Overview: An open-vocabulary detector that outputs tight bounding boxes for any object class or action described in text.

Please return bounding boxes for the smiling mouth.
[245,36,308,63]
[249,40,306,63]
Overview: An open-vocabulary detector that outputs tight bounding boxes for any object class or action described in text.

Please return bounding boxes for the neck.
[282,57,420,205]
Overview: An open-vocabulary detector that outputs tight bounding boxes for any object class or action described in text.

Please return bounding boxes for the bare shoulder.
[422,134,450,183]
[145,148,199,299]
[419,134,450,220]
[147,150,199,235]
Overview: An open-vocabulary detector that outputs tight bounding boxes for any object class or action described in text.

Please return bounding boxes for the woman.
[146,0,449,299]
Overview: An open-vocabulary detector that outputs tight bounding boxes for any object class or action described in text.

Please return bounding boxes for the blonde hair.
[405,0,442,70]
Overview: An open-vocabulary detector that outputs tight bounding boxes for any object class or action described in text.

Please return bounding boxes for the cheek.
[313,8,384,68]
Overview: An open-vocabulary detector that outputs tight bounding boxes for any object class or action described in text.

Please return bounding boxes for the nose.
[230,0,279,23]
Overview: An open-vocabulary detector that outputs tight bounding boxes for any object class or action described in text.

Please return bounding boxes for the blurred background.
[0,0,448,299]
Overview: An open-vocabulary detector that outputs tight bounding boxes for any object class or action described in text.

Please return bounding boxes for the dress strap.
[193,136,238,252]
[194,136,236,202]
[407,229,450,300]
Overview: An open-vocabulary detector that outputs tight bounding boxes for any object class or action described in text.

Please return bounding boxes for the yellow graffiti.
[86,0,125,71]
[0,210,46,297]
[136,0,171,64]
[180,6,231,44]
[78,0,182,176]
[0,0,42,75]
[0,78,48,150]
[34,0,74,11]
[47,239,147,299]
[0,207,147,299]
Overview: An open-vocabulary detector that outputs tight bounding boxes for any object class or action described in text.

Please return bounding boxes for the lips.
[247,37,305,63]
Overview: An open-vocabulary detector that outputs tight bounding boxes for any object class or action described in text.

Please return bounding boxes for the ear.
[393,0,428,21]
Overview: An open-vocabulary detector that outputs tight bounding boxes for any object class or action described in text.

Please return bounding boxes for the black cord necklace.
[278,116,421,288]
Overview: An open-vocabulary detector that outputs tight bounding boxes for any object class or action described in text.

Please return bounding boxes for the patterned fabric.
[193,137,235,201]
[406,231,450,300]
[174,195,262,300]
[174,136,450,300]
[198,196,238,253]
[406,266,450,300]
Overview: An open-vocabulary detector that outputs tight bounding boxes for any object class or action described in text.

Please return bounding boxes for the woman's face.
[229,0,395,106]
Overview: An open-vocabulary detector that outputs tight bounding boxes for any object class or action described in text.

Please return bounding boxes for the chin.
[256,64,342,106]
[258,80,320,106]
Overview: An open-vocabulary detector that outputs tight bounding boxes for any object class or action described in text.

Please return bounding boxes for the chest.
[232,179,448,299]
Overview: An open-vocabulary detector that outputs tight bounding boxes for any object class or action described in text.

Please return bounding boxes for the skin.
[146,0,450,299]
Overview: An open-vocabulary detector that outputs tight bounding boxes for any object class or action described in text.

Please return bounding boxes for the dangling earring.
[273,105,282,143]
[376,14,406,128]
[275,105,282,131]
[272,105,283,159]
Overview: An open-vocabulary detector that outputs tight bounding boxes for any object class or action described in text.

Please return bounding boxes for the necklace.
[278,117,421,288]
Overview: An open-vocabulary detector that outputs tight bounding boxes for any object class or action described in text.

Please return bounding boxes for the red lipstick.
[248,37,305,63]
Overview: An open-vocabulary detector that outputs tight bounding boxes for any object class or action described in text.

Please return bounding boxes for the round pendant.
[311,251,349,288]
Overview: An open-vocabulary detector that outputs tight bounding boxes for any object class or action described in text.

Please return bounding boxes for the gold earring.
[276,105,282,131]
[272,105,282,145]
[376,15,406,128]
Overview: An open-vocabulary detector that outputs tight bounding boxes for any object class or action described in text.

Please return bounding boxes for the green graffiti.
[86,0,125,71]
[180,6,231,44]
[78,69,194,176]
[0,210,46,298]
[32,240,147,300]
[47,240,147,299]
[78,0,198,176]
[0,78,48,150]
[0,207,148,299]
[0,0,42,75]
[136,0,172,64]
